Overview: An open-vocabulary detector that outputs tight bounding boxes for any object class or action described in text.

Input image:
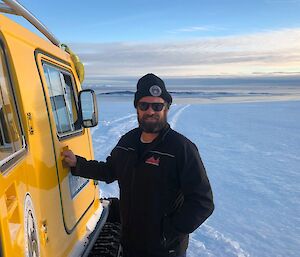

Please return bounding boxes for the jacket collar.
[137,123,171,160]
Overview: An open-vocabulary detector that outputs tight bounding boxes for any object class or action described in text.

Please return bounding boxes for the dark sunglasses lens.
[138,102,165,111]
[138,102,150,111]
[152,103,165,111]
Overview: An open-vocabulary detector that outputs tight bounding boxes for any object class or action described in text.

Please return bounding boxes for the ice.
[169,104,191,129]
[91,93,300,257]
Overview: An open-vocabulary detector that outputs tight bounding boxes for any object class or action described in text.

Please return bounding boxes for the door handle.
[61,145,70,168]
[62,145,69,154]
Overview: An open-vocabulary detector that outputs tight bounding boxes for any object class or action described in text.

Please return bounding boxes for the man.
[62,73,214,257]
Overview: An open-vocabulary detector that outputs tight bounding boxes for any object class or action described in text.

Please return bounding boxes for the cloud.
[69,28,300,82]
[168,25,218,33]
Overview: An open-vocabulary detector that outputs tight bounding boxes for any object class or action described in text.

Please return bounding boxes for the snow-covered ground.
[91,94,300,257]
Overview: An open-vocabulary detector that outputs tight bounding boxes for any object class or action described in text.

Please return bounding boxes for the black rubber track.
[88,222,122,257]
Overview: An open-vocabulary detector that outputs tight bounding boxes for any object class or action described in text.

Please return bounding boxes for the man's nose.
[145,105,155,114]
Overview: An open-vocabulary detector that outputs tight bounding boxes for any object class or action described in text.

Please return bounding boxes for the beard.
[138,112,167,133]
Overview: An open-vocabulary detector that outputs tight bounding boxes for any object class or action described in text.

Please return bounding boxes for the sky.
[4,0,300,85]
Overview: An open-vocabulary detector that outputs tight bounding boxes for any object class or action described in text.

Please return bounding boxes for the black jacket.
[72,124,214,257]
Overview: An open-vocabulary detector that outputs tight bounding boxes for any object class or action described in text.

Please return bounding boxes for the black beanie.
[134,73,172,107]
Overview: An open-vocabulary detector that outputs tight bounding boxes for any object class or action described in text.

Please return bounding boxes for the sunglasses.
[137,102,167,112]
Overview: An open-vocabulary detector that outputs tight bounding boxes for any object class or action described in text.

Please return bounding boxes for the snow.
[69,204,103,257]
[91,93,300,257]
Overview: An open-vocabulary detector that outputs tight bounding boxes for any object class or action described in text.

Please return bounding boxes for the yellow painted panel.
[0,11,101,257]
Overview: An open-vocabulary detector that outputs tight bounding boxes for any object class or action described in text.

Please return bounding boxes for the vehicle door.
[36,53,96,232]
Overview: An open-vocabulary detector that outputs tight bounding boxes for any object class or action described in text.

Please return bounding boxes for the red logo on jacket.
[145,156,160,166]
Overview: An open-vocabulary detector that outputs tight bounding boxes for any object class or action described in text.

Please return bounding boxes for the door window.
[0,47,25,166]
[42,63,80,136]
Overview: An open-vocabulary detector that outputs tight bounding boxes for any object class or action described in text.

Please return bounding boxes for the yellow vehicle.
[0,1,119,256]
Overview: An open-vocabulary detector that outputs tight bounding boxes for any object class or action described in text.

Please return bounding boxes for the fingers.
[62,149,72,157]
[61,149,77,167]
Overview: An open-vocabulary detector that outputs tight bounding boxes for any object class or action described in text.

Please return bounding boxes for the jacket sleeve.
[71,147,118,184]
[171,142,214,234]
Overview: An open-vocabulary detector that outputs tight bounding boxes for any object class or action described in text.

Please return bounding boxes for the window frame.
[0,42,26,172]
[0,107,12,148]
[41,61,83,140]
